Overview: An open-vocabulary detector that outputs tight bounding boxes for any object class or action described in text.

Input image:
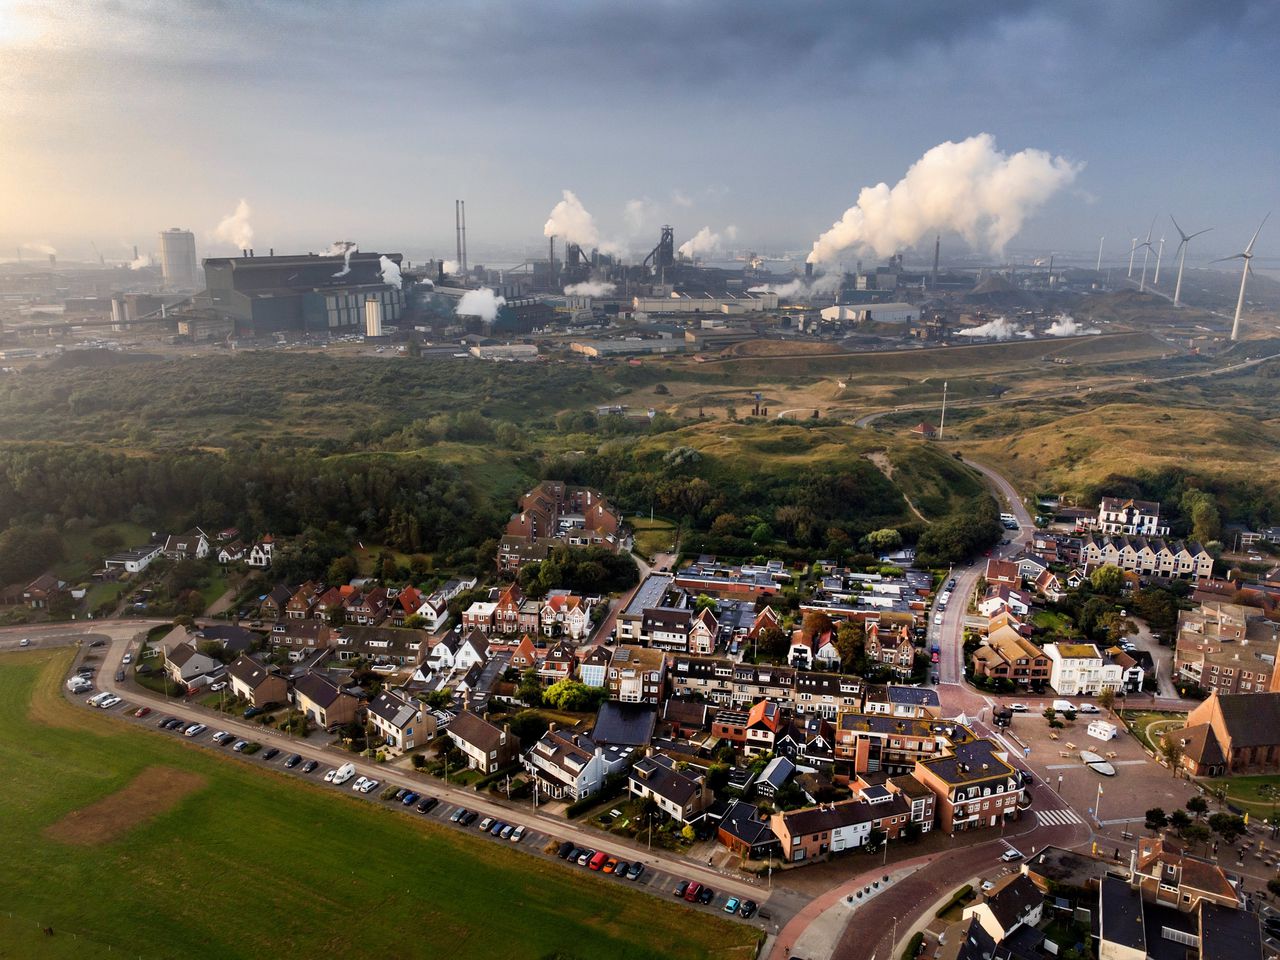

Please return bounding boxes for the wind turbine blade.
[1244,212,1270,256]
[1189,228,1213,240]
[1145,216,1157,242]
[1170,215,1188,242]
[1210,255,1245,264]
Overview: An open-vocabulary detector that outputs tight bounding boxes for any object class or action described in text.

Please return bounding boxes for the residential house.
[775,715,836,768]
[660,696,713,738]
[247,536,274,568]
[270,621,333,660]
[462,601,497,633]
[835,712,948,777]
[163,642,222,691]
[985,558,1021,587]
[1171,691,1280,776]
[606,645,666,704]
[744,699,782,757]
[390,586,424,627]
[1132,836,1240,912]
[688,607,719,655]
[643,607,692,652]
[864,622,915,676]
[746,605,782,642]
[522,726,633,802]
[492,583,523,635]
[497,481,627,572]
[614,573,675,643]
[162,528,210,561]
[1096,496,1168,536]
[971,632,1051,689]
[756,756,796,797]
[913,738,1021,832]
[292,671,362,730]
[345,586,390,626]
[577,645,612,688]
[226,654,287,707]
[286,581,322,620]
[334,625,423,667]
[22,572,66,609]
[311,586,348,624]
[769,784,914,863]
[1010,552,1049,582]
[216,541,246,564]
[447,710,520,773]
[1174,601,1278,696]
[509,634,539,672]
[540,594,594,640]
[978,585,1033,618]
[673,558,784,600]
[789,627,840,671]
[791,672,864,720]
[1044,642,1125,696]
[715,800,779,859]
[428,630,488,674]
[1034,569,1066,602]
[103,545,163,574]
[517,598,542,635]
[962,873,1044,942]
[1080,534,1214,579]
[368,689,432,752]
[259,583,293,621]
[862,685,942,719]
[592,702,658,749]
[628,752,712,823]
[538,641,577,684]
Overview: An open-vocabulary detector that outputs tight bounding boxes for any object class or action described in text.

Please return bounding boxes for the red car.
[134,706,151,718]
[588,851,608,871]
[931,651,940,663]
[684,881,702,903]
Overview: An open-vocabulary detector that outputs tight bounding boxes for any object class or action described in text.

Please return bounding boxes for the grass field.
[1118,709,1186,752]
[1203,774,1280,820]
[629,515,677,558]
[0,649,757,960]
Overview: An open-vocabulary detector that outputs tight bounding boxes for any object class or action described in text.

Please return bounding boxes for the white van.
[332,762,356,786]
[1052,699,1076,712]
[86,691,112,706]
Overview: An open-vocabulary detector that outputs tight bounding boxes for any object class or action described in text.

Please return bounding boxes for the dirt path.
[865,452,930,525]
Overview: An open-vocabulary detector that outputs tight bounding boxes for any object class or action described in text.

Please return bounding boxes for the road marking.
[1035,808,1083,827]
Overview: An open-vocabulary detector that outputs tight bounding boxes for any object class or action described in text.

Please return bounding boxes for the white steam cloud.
[130,254,153,270]
[678,225,734,259]
[21,241,58,256]
[748,271,842,299]
[543,190,622,255]
[456,287,506,323]
[441,259,460,275]
[379,255,402,290]
[1046,314,1100,337]
[956,317,1024,341]
[325,240,357,277]
[809,134,1081,263]
[564,280,616,297]
[214,199,254,250]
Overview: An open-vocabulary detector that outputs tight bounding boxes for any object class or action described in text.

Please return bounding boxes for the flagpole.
[1095,782,1103,825]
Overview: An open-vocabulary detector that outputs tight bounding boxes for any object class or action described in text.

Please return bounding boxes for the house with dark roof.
[292,671,363,729]
[368,689,431,752]
[226,654,287,707]
[913,738,1021,832]
[522,726,633,802]
[447,711,519,773]
[1132,837,1240,912]
[592,701,657,748]
[962,873,1044,941]
[162,528,210,561]
[628,752,712,823]
[22,572,67,609]
[1173,691,1280,776]
[427,629,488,674]
[863,684,942,719]
[756,755,796,797]
[163,641,222,690]
[661,696,713,737]
[192,624,258,656]
[715,799,778,859]
[934,916,997,960]
[259,583,294,620]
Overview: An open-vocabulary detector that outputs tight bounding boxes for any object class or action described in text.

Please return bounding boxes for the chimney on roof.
[548,721,557,733]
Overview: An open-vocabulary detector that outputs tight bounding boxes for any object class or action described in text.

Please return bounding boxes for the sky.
[1,0,1278,268]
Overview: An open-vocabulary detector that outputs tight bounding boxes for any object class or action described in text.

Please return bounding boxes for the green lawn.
[1203,774,1280,819]
[54,521,151,581]
[0,649,757,960]
[1118,709,1186,752]
[629,515,676,558]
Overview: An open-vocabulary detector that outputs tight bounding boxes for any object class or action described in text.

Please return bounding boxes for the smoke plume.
[544,190,622,254]
[564,280,616,297]
[326,241,357,277]
[130,254,153,270]
[214,199,254,250]
[808,134,1081,263]
[456,287,506,323]
[678,225,732,259]
[956,317,1024,340]
[748,270,842,299]
[379,255,402,290]
[1046,314,1100,336]
[21,241,57,256]
[441,259,460,275]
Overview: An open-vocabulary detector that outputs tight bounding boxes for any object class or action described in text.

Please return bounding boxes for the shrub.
[902,931,924,960]
[935,884,974,918]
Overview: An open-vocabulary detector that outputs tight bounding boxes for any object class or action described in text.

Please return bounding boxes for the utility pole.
[938,380,949,439]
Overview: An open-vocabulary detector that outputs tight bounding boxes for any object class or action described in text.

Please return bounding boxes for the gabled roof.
[293,671,347,708]
[979,873,1043,932]
[1210,692,1280,748]
[369,689,418,729]
[1175,722,1226,767]
[448,710,511,753]
[226,654,277,690]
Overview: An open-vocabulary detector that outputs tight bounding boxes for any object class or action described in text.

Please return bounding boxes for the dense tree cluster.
[914,496,1003,565]
[515,546,639,598]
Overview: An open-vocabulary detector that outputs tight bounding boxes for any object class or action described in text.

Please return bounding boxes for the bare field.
[44,766,207,846]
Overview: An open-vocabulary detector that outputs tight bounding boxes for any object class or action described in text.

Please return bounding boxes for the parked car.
[416,796,439,814]
[360,779,380,794]
[121,653,132,664]
[351,776,370,792]
[157,715,176,727]
[947,578,957,589]
[1001,848,1023,862]
[1009,703,1028,712]
[301,759,319,773]
[89,639,105,648]
[500,824,515,840]
[931,650,940,663]
[626,862,644,880]
[114,669,126,682]
[99,696,121,709]
[479,817,494,832]
[697,886,715,905]
[402,792,419,806]
[183,723,207,737]
[510,825,525,843]
[133,706,151,718]
[284,753,302,768]
[164,718,184,730]
[261,747,279,760]
[601,856,618,873]
[449,807,467,822]
[577,850,595,866]
[324,768,338,782]
[674,880,690,898]
[933,613,943,625]
[392,788,408,802]
[724,897,740,914]
[738,899,757,918]
[557,841,576,859]
[490,821,506,836]
[567,847,585,863]
[1079,703,1101,714]
[684,882,703,903]
[232,739,250,752]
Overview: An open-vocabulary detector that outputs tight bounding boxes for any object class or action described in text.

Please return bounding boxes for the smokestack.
[549,235,555,273]
[460,200,467,274]
[48,254,56,269]
[249,248,254,258]
[455,200,463,277]
[1047,254,1054,286]
[805,261,814,279]
[133,245,139,260]
[931,235,940,289]
[269,248,274,257]
[242,249,247,258]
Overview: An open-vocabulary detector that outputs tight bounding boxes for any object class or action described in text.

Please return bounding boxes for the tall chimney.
[931,235,940,289]
[133,245,139,260]
[805,261,814,279]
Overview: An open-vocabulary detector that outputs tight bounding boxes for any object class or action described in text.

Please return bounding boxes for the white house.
[246,536,274,568]
[962,874,1044,942]
[162,528,210,561]
[428,630,488,673]
[1044,642,1125,696]
[978,587,1033,618]
[1096,497,1168,537]
[103,545,163,574]
[522,727,633,802]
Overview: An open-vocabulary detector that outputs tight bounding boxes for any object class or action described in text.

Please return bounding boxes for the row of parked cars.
[554,841,645,878]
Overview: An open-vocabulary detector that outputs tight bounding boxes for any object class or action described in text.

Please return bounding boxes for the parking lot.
[70,658,765,928]
[1000,706,1198,827]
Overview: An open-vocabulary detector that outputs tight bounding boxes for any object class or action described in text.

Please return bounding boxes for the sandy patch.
[44,766,206,846]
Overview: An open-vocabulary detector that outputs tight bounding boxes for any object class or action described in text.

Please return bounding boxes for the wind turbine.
[1153,234,1166,286]
[1096,236,1104,272]
[1127,237,1138,278]
[1170,216,1211,308]
[1138,217,1157,292]
[1212,213,1269,341]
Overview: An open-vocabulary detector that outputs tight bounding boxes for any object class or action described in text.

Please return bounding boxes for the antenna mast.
[939,380,948,439]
